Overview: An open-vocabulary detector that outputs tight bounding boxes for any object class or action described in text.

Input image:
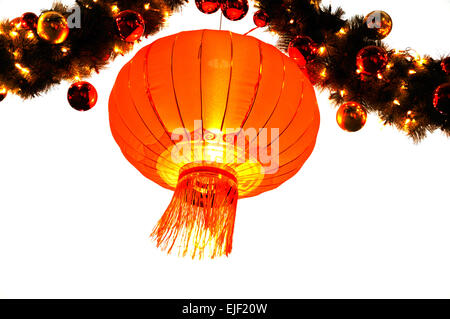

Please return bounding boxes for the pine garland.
[0,0,186,98]
[255,0,450,141]
[0,0,448,141]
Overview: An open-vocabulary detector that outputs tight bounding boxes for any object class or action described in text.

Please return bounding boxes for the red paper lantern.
[109,30,320,258]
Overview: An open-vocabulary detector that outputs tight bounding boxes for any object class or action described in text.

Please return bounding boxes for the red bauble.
[288,36,319,67]
[356,46,388,76]
[441,57,450,75]
[195,0,221,14]
[21,12,38,30]
[67,82,98,111]
[336,102,368,132]
[253,10,269,27]
[10,17,22,28]
[433,83,450,116]
[115,10,145,42]
[221,0,249,21]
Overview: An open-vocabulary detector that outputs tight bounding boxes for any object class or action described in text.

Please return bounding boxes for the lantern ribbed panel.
[109,30,320,199]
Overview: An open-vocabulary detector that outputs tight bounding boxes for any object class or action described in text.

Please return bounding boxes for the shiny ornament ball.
[364,10,393,39]
[288,36,319,67]
[115,10,145,42]
[21,12,38,30]
[336,102,368,132]
[441,57,450,75]
[67,82,98,112]
[433,83,450,116]
[253,10,269,27]
[10,17,22,28]
[221,0,249,21]
[37,11,69,44]
[356,46,388,76]
[195,0,221,14]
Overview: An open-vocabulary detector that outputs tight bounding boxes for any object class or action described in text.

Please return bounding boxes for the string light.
[111,5,119,13]
[26,31,34,39]
[144,3,150,10]
[409,69,417,75]
[9,31,18,38]
[15,63,30,76]
[340,90,346,97]
[403,110,416,131]
[318,46,326,55]
[320,68,327,78]
[114,46,124,55]
[337,27,347,36]
[393,99,401,105]
[377,73,383,80]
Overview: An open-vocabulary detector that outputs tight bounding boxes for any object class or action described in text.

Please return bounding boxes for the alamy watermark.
[170,120,280,174]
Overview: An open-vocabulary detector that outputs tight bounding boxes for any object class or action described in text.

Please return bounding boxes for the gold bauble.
[37,11,69,44]
[336,102,368,132]
[364,10,393,40]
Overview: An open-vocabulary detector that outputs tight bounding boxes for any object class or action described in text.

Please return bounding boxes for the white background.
[0,0,449,298]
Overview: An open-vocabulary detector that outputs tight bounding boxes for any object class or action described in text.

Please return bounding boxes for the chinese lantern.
[109,30,320,258]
